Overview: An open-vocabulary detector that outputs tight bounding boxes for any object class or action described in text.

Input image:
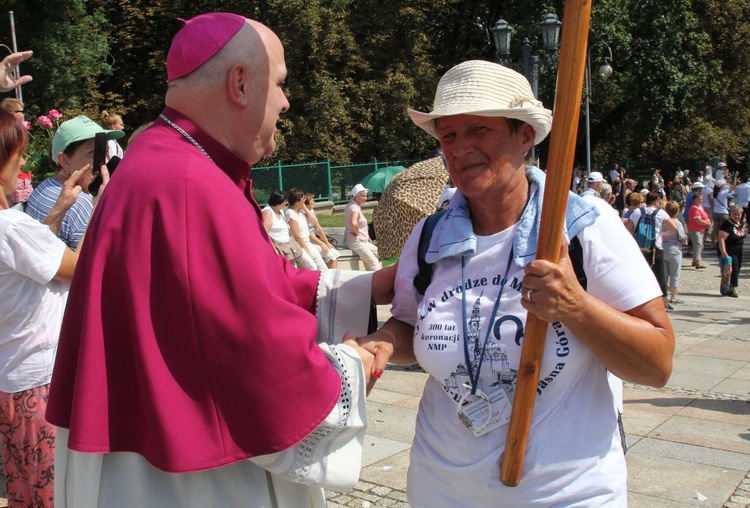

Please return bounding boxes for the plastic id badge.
[457,386,513,438]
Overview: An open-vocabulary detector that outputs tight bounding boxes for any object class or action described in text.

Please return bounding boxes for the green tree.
[2,0,747,171]
[0,0,111,114]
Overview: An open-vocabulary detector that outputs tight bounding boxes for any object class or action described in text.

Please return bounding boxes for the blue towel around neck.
[424,167,600,268]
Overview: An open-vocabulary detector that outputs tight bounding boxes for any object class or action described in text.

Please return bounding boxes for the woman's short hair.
[286,188,305,206]
[627,191,644,208]
[100,110,122,129]
[730,204,743,214]
[0,98,23,113]
[0,109,28,173]
[664,200,680,218]
[268,190,287,206]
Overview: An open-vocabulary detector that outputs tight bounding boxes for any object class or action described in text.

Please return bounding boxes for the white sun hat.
[408,60,552,146]
[350,183,368,197]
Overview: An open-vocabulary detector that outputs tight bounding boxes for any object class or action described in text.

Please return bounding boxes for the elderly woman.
[358,61,674,507]
[716,204,747,297]
[345,183,382,270]
[662,201,687,304]
[0,109,99,506]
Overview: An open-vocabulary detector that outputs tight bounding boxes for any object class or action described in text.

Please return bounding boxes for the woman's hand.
[520,242,587,324]
[355,328,395,383]
[342,333,376,395]
[356,317,416,375]
[522,240,674,387]
[91,164,110,208]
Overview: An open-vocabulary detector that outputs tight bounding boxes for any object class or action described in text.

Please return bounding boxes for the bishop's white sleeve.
[249,342,367,493]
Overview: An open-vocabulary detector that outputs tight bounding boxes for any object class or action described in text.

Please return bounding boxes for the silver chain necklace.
[159,113,214,163]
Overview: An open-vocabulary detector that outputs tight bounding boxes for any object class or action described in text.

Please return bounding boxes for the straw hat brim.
[408,107,552,146]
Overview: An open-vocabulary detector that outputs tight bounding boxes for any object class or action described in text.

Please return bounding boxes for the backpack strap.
[414,210,588,294]
[569,235,587,291]
[414,210,446,296]
[633,205,647,233]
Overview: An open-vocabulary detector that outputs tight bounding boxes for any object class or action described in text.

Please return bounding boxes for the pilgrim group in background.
[572,162,747,302]
[0,10,743,508]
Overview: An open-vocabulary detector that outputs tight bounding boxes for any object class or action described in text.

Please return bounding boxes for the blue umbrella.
[360,165,406,193]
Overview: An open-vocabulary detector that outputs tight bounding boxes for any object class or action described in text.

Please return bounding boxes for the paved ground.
[0,241,747,507]
[327,240,750,508]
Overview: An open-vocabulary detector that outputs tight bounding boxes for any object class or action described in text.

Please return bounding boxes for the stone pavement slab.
[627,451,745,507]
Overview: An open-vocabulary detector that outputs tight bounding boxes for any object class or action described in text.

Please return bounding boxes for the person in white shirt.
[285,188,327,271]
[626,191,673,310]
[100,110,125,158]
[0,109,105,506]
[570,166,582,194]
[715,161,727,182]
[733,175,750,222]
[712,179,732,246]
[581,171,604,198]
[702,167,715,238]
[303,193,340,268]
[357,60,674,508]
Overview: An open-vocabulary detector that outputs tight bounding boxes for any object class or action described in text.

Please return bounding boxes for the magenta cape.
[46,109,342,473]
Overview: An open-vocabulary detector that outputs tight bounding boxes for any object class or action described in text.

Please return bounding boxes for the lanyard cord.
[460,248,514,395]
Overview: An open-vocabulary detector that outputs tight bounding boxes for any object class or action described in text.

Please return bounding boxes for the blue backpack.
[634,206,660,253]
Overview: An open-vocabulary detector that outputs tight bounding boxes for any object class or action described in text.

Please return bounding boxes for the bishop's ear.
[227,64,251,106]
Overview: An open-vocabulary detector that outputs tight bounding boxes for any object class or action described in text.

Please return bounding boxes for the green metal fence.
[251,158,420,205]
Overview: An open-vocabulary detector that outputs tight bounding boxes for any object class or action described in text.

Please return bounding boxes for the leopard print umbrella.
[372,156,449,259]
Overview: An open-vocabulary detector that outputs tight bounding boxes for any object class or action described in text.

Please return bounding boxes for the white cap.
[350,183,369,197]
[587,171,604,183]
[718,162,727,168]
[692,182,705,190]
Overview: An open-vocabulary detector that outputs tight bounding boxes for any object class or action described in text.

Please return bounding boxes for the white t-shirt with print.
[0,209,69,392]
[391,207,660,508]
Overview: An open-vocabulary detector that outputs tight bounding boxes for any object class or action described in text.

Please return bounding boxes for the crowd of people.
[572,162,747,302]
[0,10,743,508]
[262,188,340,270]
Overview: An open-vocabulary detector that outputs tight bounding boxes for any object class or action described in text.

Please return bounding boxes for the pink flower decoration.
[37,115,53,129]
[47,109,62,120]
[22,120,31,131]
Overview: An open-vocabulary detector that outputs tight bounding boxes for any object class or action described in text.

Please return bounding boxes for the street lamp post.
[584,43,613,175]
[491,14,562,160]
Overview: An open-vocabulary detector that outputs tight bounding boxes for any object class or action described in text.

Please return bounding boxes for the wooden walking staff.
[500,0,592,487]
